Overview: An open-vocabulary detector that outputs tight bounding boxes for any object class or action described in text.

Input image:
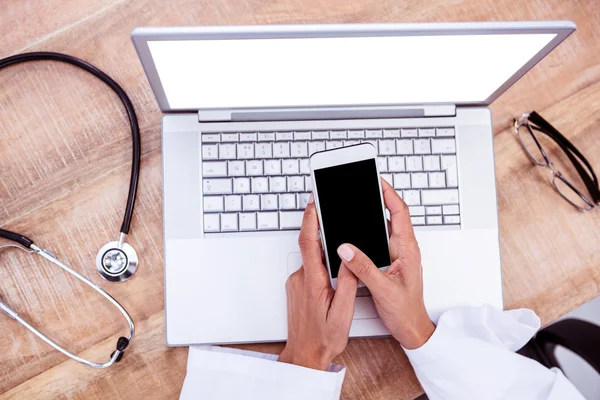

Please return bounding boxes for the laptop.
[131,21,575,345]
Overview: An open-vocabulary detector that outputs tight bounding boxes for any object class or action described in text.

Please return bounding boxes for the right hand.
[336,179,435,349]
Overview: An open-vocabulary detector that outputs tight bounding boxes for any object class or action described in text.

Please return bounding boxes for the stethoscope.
[0,52,140,368]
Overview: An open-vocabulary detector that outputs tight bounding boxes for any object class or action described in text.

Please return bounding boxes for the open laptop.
[131,21,575,345]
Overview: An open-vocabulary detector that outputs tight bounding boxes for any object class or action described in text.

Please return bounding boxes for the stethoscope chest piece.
[96,236,138,282]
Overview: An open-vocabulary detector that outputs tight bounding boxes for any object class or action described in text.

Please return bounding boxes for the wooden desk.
[1,1,599,398]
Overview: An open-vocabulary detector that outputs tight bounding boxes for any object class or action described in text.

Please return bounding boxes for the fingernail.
[308,192,314,204]
[337,245,354,261]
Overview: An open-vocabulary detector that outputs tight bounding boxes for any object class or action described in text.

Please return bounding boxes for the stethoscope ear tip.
[96,238,138,282]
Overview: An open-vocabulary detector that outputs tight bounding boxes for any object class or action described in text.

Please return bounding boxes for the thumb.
[337,244,386,291]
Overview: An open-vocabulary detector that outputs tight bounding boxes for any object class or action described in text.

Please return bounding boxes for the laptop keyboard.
[201,128,460,233]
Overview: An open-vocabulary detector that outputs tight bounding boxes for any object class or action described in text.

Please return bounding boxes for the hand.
[336,179,435,349]
[279,194,359,370]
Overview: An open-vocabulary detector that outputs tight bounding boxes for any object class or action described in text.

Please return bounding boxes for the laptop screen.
[147,33,557,110]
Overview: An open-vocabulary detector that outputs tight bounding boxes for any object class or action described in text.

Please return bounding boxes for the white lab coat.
[180,306,585,400]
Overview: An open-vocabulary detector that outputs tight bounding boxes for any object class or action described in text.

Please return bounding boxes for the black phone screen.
[314,158,391,278]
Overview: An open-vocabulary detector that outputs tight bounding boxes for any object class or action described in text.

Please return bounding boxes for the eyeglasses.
[513,111,600,212]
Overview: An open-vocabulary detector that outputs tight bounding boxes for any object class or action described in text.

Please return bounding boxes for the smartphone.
[310,143,391,289]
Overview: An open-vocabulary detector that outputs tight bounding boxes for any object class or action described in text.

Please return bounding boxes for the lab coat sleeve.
[404,305,585,400]
[179,345,345,400]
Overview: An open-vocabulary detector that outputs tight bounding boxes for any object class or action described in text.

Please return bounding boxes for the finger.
[331,263,358,318]
[298,193,328,278]
[381,179,416,248]
[337,243,386,290]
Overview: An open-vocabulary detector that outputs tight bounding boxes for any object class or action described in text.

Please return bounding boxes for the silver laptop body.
[132,21,575,345]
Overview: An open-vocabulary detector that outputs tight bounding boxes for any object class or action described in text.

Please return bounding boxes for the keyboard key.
[393,173,411,189]
[423,155,440,171]
[219,143,236,159]
[273,142,290,158]
[437,128,455,137]
[414,139,431,155]
[312,131,329,140]
[228,160,245,177]
[237,143,254,159]
[429,172,446,188]
[308,141,326,155]
[427,216,443,225]
[282,159,299,175]
[403,190,421,205]
[239,213,257,231]
[276,132,293,141]
[381,174,393,186]
[406,156,423,171]
[201,133,220,143]
[421,189,459,205]
[221,213,238,231]
[347,130,365,139]
[377,157,388,172]
[288,176,304,192]
[344,140,360,146]
[258,132,275,141]
[224,195,242,211]
[298,193,311,209]
[203,161,228,177]
[264,160,281,175]
[279,193,296,209]
[441,155,458,187]
[442,205,460,215]
[366,129,383,138]
[379,140,396,155]
[432,138,456,154]
[401,128,418,138]
[246,160,263,176]
[294,131,312,140]
[202,144,219,160]
[269,176,286,193]
[409,206,425,216]
[204,214,220,232]
[444,215,460,224]
[426,206,442,215]
[203,179,232,194]
[233,178,250,194]
[203,196,224,212]
[396,139,413,155]
[222,133,238,142]
[411,216,425,226]
[305,176,314,191]
[251,177,269,193]
[330,130,347,139]
[257,212,278,230]
[243,195,260,211]
[240,132,257,142]
[411,172,428,189]
[280,211,304,230]
[255,143,272,158]
[388,156,406,172]
[291,142,308,157]
[326,141,344,150]
[418,128,436,137]
[299,159,310,174]
[261,194,278,210]
[383,129,400,138]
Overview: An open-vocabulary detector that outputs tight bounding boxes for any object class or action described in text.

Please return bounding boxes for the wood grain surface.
[1,1,599,399]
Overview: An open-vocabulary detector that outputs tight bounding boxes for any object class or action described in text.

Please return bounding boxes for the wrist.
[395,315,436,350]
[279,346,331,371]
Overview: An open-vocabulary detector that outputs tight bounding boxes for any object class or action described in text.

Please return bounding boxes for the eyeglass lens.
[517,123,550,167]
[552,174,595,211]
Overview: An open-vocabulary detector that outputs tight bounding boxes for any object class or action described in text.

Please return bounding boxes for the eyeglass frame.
[513,112,599,212]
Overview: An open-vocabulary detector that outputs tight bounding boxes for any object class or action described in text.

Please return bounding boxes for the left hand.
[278,194,359,370]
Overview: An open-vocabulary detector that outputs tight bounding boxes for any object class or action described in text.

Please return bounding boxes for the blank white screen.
[148,34,555,109]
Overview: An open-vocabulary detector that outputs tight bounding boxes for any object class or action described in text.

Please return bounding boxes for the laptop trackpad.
[286,252,378,319]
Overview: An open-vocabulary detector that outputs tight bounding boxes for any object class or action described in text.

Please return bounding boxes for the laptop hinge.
[198,105,456,123]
